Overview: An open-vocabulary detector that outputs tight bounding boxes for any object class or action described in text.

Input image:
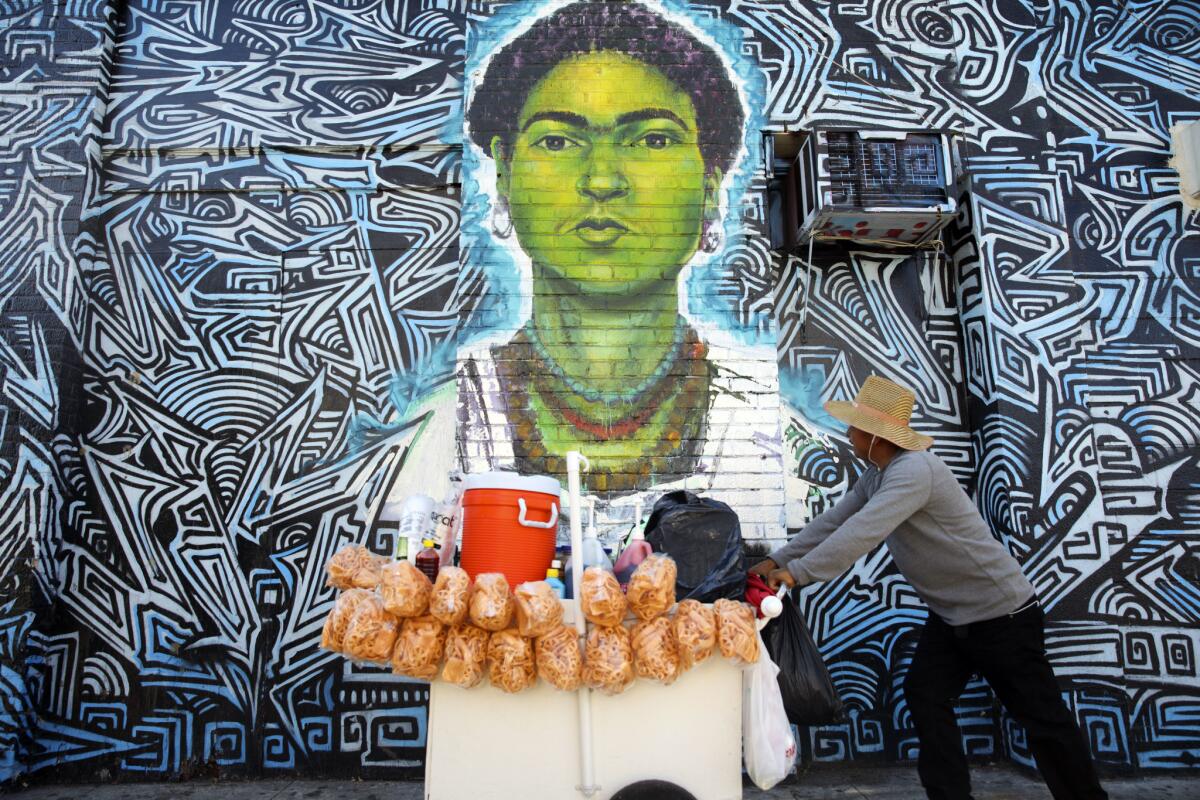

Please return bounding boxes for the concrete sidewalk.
[4,765,1193,799]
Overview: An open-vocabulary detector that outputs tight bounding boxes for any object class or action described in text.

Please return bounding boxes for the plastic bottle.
[562,553,574,600]
[567,542,612,602]
[617,497,646,553]
[613,515,653,587]
[416,538,440,583]
[395,494,435,563]
[580,497,613,572]
[434,475,464,568]
[545,561,565,598]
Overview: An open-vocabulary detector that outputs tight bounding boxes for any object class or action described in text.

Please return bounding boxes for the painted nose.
[578,145,629,201]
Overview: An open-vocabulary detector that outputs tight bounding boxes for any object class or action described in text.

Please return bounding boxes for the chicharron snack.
[487,629,537,693]
[580,567,627,627]
[391,615,447,680]
[469,573,514,631]
[351,550,388,589]
[325,545,360,590]
[714,598,760,665]
[626,554,677,621]
[535,624,582,691]
[631,616,681,685]
[326,545,386,590]
[429,566,472,626]
[514,580,564,638]
[672,598,717,671]
[582,624,634,696]
[341,594,401,663]
[441,624,489,689]
[321,588,374,652]
[380,560,432,618]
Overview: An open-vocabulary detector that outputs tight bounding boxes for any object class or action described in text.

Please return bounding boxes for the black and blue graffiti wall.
[1,0,1198,781]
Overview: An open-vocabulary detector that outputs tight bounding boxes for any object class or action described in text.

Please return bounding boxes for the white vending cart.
[425,452,776,800]
[424,601,745,800]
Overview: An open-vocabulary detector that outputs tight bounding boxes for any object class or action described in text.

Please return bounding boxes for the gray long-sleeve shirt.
[769,450,1035,626]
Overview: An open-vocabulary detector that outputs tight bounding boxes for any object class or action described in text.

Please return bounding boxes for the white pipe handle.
[517,498,558,529]
[756,586,788,631]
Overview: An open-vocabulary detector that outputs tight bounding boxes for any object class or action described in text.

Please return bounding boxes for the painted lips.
[574,218,628,245]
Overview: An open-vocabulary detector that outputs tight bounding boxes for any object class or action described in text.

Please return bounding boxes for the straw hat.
[824,375,934,451]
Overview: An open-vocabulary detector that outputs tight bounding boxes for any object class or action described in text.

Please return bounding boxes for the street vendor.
[752,375,1108,800]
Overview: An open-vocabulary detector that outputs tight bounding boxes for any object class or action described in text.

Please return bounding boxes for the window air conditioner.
[772,129,956,249]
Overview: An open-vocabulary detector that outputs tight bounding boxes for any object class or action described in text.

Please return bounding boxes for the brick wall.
[0,0,116,781]
[1,0,1198,782]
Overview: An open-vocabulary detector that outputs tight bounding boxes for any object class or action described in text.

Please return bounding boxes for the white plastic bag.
[743,632,797,790]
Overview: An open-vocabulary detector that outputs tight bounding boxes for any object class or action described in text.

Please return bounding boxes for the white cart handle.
[756,585,787,631]
[517,498,559,529]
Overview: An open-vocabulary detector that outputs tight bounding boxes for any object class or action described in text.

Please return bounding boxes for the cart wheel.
[611,780,697,800]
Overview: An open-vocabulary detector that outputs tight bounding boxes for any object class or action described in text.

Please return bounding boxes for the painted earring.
[701,220,722,253]
[492,199,513,239]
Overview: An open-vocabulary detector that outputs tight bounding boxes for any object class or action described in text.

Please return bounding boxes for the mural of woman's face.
[491,50,722,296]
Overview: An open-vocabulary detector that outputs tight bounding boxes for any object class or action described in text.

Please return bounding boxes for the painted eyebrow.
[519,108,690,133]
[521,111,589,132]
[614,108,689,129]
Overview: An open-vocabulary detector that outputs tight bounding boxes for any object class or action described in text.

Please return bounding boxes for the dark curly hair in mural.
[467,0,746,177]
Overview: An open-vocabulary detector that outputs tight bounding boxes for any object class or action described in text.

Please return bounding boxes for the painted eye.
[637,133,673,149]
[535,135,577,151]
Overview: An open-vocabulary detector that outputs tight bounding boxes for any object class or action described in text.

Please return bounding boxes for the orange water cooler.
[458,472,561,586]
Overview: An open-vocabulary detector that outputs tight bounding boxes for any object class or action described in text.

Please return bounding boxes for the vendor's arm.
[780,455,933,586]
[765,476,871,571]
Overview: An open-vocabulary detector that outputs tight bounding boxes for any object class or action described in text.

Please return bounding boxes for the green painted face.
[492,51,722,296]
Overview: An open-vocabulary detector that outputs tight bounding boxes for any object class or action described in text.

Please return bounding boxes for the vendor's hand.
[766,569,796,591]
[749,558,777,577]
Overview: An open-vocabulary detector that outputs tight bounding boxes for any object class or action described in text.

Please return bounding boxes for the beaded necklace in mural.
[493,323,712,493]
[524,321,687,405]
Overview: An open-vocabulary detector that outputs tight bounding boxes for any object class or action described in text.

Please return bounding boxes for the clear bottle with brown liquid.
[416,538,440,583]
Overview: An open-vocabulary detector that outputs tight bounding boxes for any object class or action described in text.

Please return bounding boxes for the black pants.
[904,601,1108,800]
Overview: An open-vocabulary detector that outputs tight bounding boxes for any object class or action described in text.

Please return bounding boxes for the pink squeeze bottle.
[614,500,652,587]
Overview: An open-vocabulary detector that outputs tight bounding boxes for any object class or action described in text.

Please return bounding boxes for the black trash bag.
[644,490,745,603]
[763,592,843,725]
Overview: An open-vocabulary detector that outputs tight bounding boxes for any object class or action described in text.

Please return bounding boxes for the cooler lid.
[463,471,561,496]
